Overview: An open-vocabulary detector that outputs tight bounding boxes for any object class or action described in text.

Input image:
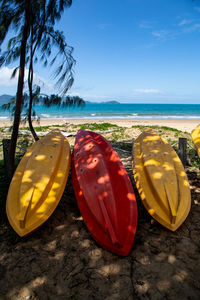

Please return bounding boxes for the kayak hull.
[132,128,191,231]
[191,124,200,157]
[72,129,137,256]
[6,130,71,236]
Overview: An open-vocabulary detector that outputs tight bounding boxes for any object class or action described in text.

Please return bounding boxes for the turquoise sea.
[0,103,200,120]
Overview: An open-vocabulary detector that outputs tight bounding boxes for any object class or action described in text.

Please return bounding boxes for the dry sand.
[0,118,199,132]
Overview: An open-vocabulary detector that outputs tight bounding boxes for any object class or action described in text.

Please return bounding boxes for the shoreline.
[0,118,199,132]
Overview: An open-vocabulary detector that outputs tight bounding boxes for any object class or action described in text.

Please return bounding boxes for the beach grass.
[71,122,120,131]
[132,124,186,135]
[0,122,199,166]
[0,122,196,148]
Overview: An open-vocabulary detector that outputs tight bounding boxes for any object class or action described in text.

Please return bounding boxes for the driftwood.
[18,130,76,137]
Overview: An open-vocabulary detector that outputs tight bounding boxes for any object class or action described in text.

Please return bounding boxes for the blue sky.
[1,0,200,103]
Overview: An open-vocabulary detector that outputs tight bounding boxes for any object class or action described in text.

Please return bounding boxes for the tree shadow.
[0,137,200,300]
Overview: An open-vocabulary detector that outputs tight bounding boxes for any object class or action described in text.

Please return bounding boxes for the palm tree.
[25,6,75,141]
[0,0,74,179]
[0,0,31,179]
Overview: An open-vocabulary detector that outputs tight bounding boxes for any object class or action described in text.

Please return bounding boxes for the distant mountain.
[0,95,120,106]
[104,101,120,104]
[0,94,13,105]
[85,100,120,104]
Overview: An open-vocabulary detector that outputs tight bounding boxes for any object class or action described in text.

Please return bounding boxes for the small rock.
[168,254,176,264]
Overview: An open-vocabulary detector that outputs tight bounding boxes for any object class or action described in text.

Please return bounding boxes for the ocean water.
[0,103,200,120]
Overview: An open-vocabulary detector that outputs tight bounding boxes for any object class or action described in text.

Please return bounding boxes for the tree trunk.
[28,104,39,141]
[28,70,39,141]
[28,29,39,141]
[8,0,31,180]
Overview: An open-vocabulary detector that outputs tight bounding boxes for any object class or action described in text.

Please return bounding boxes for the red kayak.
[72,130,137,256]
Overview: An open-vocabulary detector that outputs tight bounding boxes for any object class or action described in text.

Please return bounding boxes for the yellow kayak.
[132,128,191,231]
[191,124,200,157]
[6,130,71,236]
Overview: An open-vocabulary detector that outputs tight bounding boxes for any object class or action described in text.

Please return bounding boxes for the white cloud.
[139,21,153,29]
[0,66,53,91]
[152,30,168,37]
[178,19,192,26]
[183,23,200,33]
[151,28,183,42]
[151,30,172,41]
[0,67,22,87]
[134,89,162,94]
[151,20,200,43]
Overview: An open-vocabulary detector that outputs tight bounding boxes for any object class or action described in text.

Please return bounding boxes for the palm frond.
[11,66,19,79]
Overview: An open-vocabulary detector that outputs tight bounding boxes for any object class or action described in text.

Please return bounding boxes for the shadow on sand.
[0,140,200,300]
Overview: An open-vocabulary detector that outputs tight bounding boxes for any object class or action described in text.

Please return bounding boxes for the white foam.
[40,114,51,118]
[0,116,9,120]
[2,112,197,121]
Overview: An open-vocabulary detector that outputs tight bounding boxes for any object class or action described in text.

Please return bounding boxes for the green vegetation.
[111,128,129,141]
[111,132,119,141]
[18,125,61,132]
[31,126,50,132]
[0,126,12,133]
[188,148,200,168]
[166,138,177,145]
[132,124,183,134]
[131,124,191,141]
[0,122,199,171]
[6,122,120,134]
[160,126,181,133]
[51,124,67,128]
[131,125,159,131]
[72,122,120,131]
[15,135,31,162]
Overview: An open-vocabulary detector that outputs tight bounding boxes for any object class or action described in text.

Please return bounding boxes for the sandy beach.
[1,117,200,300]
[0,118,199,132]
[1,126,200,299]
